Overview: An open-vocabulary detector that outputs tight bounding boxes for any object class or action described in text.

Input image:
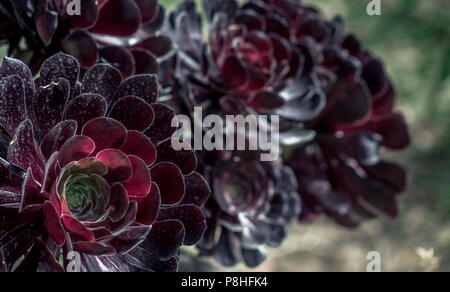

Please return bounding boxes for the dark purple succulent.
[168,0,325,127]
[168,0,410,229]
[279,4,411,226]
[0,0,171,77]
[196,151,300,267]
[0,53,209,272]
[165,0,319,267]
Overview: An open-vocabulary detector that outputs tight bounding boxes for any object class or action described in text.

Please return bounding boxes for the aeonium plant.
[0,0,171,77]
[167,0,326,129]
[167,0,411,266]
[197,150,300,267]
[0,53,210,272]
[281,3,411,226]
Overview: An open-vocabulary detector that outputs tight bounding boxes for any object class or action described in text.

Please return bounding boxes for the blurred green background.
[1,0,449,271]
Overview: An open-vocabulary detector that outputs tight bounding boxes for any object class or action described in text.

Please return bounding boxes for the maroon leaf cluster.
[0,53,209,272]
[0,0,171,77]
[197,151,299,267]
[270,2,411,226]
[0,0,412,271]
[168,0,325,126]
[168,0,411,253]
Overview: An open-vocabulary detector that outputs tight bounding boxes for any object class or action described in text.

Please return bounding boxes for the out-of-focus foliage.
[169,0,450,271]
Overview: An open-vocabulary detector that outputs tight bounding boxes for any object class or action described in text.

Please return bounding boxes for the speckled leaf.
[33,78,70,137]
[116,75,159,104]
[0,75,27,136]
[39,53,79,95]
[7,120,45,181]
[40,120,77,160]
[150,162,185,205]
[65,94,108,130]
[82,117,127,154]
[119,130,156,166]
[110,96,154,131]
[157,204,206,245]
[81,64,123,105]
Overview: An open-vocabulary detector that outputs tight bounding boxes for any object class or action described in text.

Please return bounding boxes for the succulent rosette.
[196,151,300,267]
[0,53,209,272]
[165,0,319,267]
[0,0,172,77]
[168,0,325,127]
[280,5,411,226]
[168,0,411,229]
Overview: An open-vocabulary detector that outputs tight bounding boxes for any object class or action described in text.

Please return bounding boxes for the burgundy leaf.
[116,75,159,104]
[58,135,95,167]
[62,29,99,68]
[220,55,248,89]
[74,242,115,256]
[34,9,58,46]
[42,152,58,194]
[145,220,184,260]
[130,49,159,75]
[181,172,211,207]
[39,52,79,94]
[134,0,159,23]
[96,149,132,183]
[0,75,27,136]
[81,64,123,105]
[132,182,160,226]
[40,120,77,160]
[99,46,135,78]
[145,104,177,145]
[119,130,156,166]
[110,96,154,131]
[158,205,206,245]
[156,140,197,175]
[91,0,141,36]
[364,161,407,193]
[150,162,185,205]
[43,201,65,246]
[8,120,45,181]
[82,117,127,154]
[61,215,95,242]
[108,225,150,254]
[21,169,47,211]
[33,78,70,137]
[108,201,138,234]
[123,156,151,197]
[132,35,173,57]
[65,94,108,130]
[369,113,410,150]
[0,57,35,101]
[108,183,129,222]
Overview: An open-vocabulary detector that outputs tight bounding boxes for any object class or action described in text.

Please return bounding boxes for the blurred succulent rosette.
[0,53,209,272]
[196,151,300,267]
[168,0,410,240]
[276,3,411,226]
[0,0,172,76]
[165,0,320,267]
[167,0,326,127]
